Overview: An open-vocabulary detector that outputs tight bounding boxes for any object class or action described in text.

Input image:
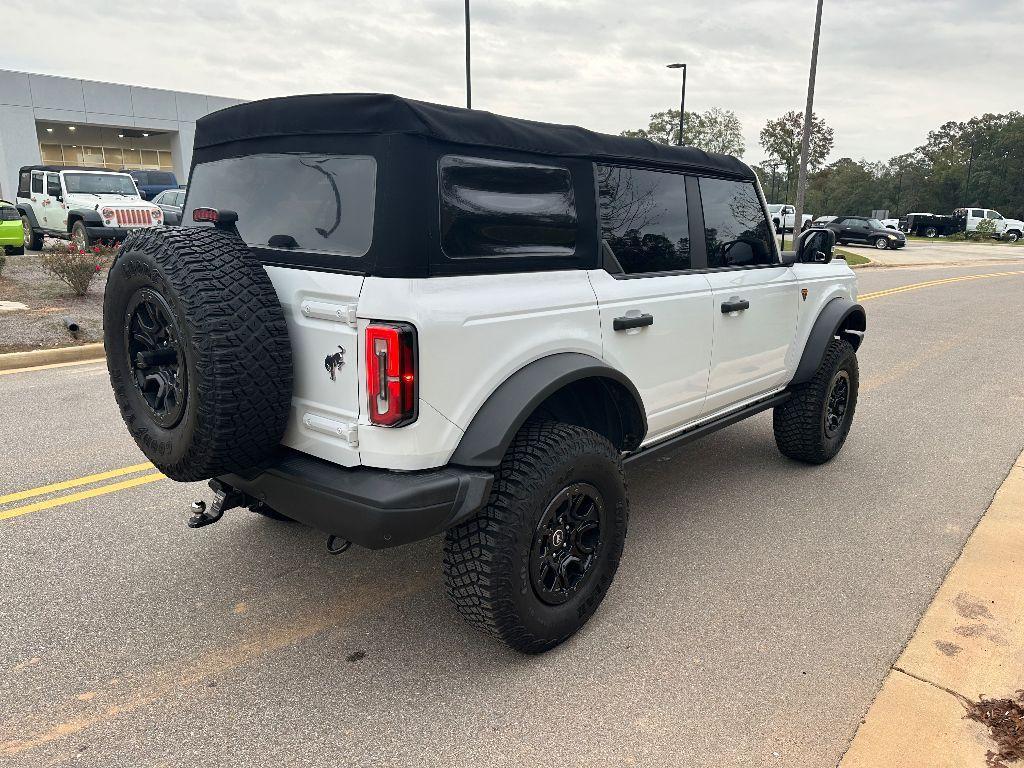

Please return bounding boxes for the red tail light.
[365,322,417,427]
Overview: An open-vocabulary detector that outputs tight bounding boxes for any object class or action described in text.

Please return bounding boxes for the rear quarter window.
[439,155,576,259]
[184,153,377,257]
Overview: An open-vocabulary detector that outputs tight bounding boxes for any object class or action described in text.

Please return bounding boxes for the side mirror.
[795,227,835,264]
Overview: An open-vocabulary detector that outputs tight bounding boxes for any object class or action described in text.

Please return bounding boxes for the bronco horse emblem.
[324,347,346,381]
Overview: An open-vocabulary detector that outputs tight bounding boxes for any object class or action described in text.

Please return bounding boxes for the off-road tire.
[22,217,43,251]
[443,422,628,653]
[104,227,292,481]
[773,338,859,464]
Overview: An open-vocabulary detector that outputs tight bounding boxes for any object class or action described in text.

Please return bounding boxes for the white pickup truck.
[768,203,813,233]
[958,208,1024,242]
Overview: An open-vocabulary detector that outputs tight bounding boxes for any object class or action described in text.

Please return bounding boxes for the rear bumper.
[0,223,22,247]
[220,451,493,549]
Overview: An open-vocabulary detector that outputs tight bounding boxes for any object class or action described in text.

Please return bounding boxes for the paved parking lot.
[2,264,1024,767]
[846,238,1024,266]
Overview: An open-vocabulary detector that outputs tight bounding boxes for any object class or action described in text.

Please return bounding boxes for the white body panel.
[587,269,713,440]
[703,266,800,414]
[19,169,161,234]
[963,208,1024,238]
[269,257,858,472]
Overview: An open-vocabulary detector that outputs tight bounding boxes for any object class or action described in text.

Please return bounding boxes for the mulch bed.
[0,245,108,354]
[964,691,1024,766]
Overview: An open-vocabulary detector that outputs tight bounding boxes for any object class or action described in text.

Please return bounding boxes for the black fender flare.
[449,353,647,469]
[792,297,866,385]
[67,208,103,229]
[15,205,39,229]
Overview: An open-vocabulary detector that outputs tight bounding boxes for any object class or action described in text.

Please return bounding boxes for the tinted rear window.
[439,155,576,259]
[184,154,376,257]
[147,171,176,186]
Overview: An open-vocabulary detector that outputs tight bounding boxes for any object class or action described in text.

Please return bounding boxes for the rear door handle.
[721,298,750,313]
[613,313,654,331]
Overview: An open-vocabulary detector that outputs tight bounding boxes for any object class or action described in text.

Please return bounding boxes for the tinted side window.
[31,173,43,194]
[133,172,149,185]
[439,156,576,259]
[597,165,690,274]
[46,174,61,197]
[18,171,30,197]
[972,209,984,218]
[700,178,775,268]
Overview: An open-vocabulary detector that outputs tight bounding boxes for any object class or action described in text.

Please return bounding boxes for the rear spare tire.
[103,227,292,481]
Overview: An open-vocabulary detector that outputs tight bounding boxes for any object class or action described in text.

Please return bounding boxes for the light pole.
[667,63,686,146]
[792,0,824,240]
[464,0,472,109]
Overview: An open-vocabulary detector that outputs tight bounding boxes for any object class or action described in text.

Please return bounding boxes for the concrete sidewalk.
[841,449,1024,767]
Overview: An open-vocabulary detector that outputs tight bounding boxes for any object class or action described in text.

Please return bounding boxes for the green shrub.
[40,242,117,296]
[969,218,997,241]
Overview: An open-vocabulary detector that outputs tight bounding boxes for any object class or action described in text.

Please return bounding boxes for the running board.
[624,391,791,465]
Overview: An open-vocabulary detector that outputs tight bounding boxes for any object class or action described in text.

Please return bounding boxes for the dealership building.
[0,68,243,202]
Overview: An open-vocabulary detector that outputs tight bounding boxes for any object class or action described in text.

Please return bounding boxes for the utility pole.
[793,0,824,241]
[464,0,472,109]
[667,63,687,145]
[964,142,976,203]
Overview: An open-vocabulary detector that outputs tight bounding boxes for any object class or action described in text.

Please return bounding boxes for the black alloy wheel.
[530,483,606,606]
[124,288,187,428]
[823,370,851,439]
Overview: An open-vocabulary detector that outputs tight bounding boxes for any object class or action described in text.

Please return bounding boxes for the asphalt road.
[2,263,1024,768]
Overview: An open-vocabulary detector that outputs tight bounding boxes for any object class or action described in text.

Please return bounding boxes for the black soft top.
[194,93,753,179]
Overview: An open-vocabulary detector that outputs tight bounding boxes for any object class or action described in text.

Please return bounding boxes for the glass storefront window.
[82,146,105,167]
[40,144,64,164]
[37,142,171,172]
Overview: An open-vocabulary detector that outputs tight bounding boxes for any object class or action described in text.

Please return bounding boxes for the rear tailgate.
[266,266,363,467]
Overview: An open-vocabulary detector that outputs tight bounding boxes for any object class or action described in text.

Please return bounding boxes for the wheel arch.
[448,353,647,469]
[791,297,865,385]
[15,205,39,229]
[67,208,102,230]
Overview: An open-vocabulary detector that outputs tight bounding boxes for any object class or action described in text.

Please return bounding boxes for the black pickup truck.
[898,212,964,238]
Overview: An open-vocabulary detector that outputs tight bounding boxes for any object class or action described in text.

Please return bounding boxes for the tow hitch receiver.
[188,480,247,529]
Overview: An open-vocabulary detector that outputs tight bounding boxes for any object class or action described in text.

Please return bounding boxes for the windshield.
[63,173,139,196]
[867,218,885,229]
[184,153,376,256]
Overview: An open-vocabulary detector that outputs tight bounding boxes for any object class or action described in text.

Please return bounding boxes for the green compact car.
[0,200,25,255]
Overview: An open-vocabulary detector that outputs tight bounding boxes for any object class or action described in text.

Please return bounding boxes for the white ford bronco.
[102,94,865,653]
[16,165,164,250]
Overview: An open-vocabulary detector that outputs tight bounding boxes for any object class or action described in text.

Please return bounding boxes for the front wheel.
[774,338,859,464]
[71,220,91,249]
[874,236,890,250]
[924,226,938,238]
[1006,232,1020,243]
[443,422,628,653]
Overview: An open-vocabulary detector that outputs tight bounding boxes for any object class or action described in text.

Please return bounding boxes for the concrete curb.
[0,343,104,372]
[840,448,1024,767]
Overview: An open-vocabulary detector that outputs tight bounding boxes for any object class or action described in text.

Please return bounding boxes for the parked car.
[823,216,907,249]
[811,215,837,228]
[16,165,164,249]
[102,93,865,653]
[0,200,24,254]
[152,187,186,225]
[767,203,813,233]
[123,169,180,201]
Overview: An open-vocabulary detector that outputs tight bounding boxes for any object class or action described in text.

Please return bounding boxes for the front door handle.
[721,298,750,313]
[613,313,654,331]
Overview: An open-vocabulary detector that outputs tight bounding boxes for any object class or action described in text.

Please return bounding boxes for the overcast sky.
[11,0,1023,165]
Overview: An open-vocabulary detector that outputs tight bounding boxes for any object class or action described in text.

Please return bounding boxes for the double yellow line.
[0,463,165,522]
[859,270,1023,302]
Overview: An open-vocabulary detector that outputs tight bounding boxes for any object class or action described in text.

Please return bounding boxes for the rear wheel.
[5,245,24,256]
[924,226,938,238]
[443,422,628,653]
[774,339,859,464]
[22,217,43,251]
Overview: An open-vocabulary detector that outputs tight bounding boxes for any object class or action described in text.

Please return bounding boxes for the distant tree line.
[623,108,1024,219]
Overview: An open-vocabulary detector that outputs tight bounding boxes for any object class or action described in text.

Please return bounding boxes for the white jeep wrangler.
[16,165,164,250]
[102,94,865,653]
